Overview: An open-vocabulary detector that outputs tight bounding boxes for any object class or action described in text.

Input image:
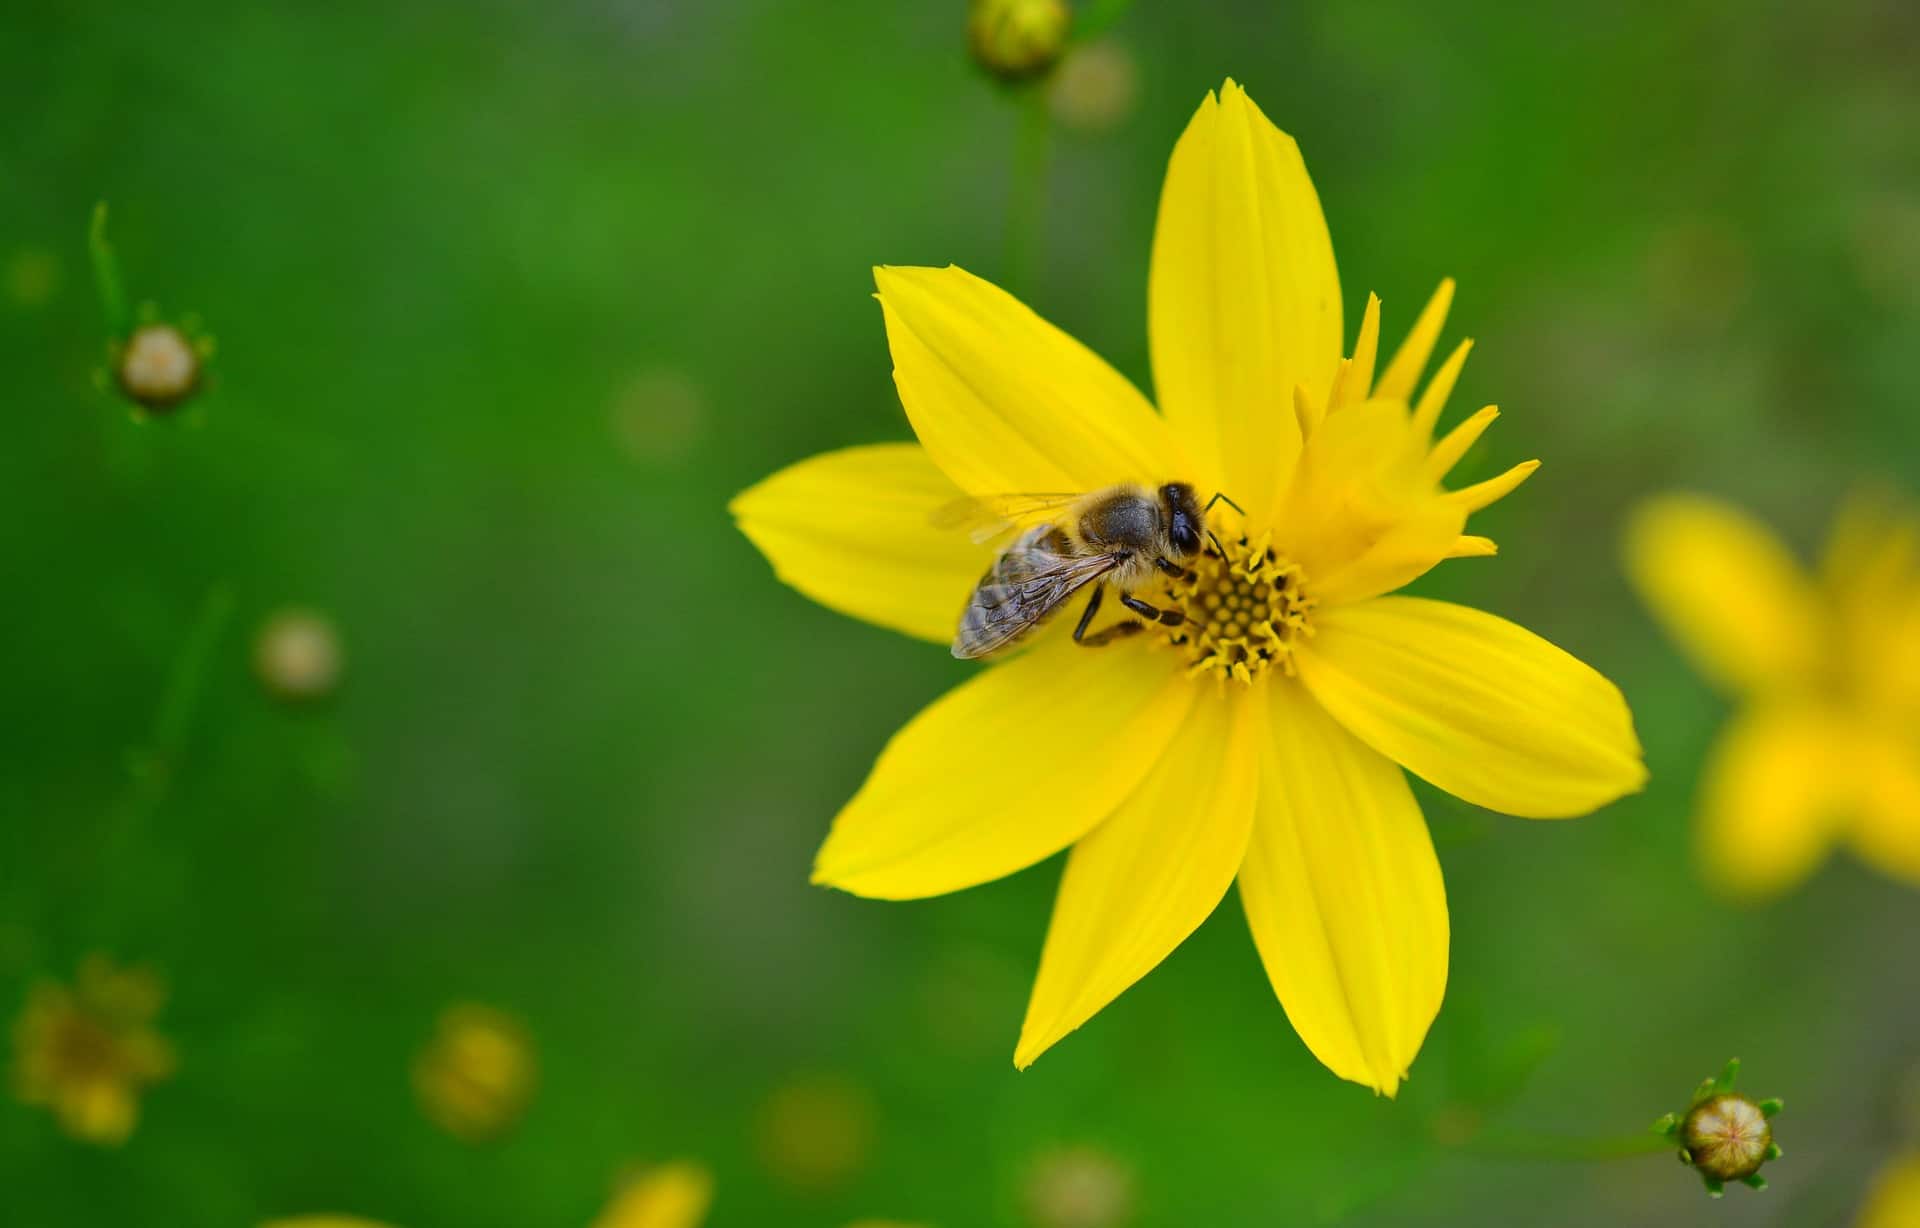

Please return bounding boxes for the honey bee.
[939,482,1232,660]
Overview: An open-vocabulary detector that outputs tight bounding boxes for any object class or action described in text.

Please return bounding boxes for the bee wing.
[953,531,1121,660]
[930,492,1084,545]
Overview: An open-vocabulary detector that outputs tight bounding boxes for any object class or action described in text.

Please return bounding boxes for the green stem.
[1004,90,1052,296]
[1454,1126,1675,1163]
[1071,0,1136,42]
[104,583,236,860]
[89,201,132,340]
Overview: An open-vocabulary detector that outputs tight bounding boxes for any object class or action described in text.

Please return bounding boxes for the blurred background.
[4,1,1918,1224]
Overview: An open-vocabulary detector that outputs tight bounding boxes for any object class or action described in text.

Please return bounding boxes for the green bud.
[1662,1060,1782,1196]
[967,0,1071,83]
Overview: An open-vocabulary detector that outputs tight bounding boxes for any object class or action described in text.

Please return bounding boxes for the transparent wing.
[930,492,1084,545]
[953,529,1120,659]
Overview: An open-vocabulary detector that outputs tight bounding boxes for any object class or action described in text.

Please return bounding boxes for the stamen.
[1156,529,1314,684]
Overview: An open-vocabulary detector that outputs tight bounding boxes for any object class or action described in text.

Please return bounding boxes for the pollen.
[1159,530,1313,684]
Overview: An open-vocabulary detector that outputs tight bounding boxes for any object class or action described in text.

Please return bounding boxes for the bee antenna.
[1206,529,1228,557]
[1203,491,1245,516]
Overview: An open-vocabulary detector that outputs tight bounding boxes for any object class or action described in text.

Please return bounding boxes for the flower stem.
[1454,1125,1675,1163]
[104,582,235,861]
[1004,89,1052,295]
[89,201,131,340]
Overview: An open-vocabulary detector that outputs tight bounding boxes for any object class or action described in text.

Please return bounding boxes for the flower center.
[1156,530,1313,684]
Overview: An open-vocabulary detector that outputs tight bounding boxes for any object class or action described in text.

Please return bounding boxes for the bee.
[939,482,1234,660]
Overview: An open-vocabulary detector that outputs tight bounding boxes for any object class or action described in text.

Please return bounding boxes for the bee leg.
[1071,585,1105,644]
[1077,619,1145,647]
[1120,592,1186,628]
[1153,556,1193,581]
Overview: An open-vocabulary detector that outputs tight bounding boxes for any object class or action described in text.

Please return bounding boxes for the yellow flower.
[1859,1151,1920,1228]
[732,80,1645,1093]
[411,1002,537,1142]
[9,954,176,1145]
[1626,492,1920,897]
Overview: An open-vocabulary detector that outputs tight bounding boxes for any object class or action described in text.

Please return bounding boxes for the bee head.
[1160,482,1204,558]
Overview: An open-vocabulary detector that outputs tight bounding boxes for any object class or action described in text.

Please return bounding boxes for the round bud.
[253,608,343,703]
[116,323,201,412]
[967,0,1070,83]
[1683,1094,1772,1182]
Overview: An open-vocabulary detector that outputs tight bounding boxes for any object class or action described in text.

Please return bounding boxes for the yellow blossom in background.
[752,1071,876,1193]
[9,954,175,1145]
[592,1161,716,1228]
[1859,1151,1920,1228]
[733,80,1645,1093]
[411,1002,536,1142]
[1626,493,1920,896]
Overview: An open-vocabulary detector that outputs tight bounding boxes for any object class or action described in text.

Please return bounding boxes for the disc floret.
[1161,530,1313,684]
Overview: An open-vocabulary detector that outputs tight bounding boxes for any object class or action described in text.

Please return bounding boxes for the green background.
[4,1,1917,1224]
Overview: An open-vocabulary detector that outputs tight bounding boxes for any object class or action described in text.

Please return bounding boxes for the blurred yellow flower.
[1627,493,1920,896]
[1859,1151,1920,1227]
[733,80,1645,1093]
[411,1002,537,1142]
[752,1072,876,1193]
[592,1161,715,1228]
[9,954,175,1145]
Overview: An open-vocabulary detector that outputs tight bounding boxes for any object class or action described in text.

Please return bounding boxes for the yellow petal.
[1694,706,1842,898]
[1148,80,1342,530]
[1848,727,1920,886]
[1410,338,1472,438]
[1424,405,1498,479]
[1014,688,1259,1068]
[1298,597,1647,818]
[1858,1150,1920,1228]
[1374,279,1455,404]
[815,640,1190,900]
[731,444,990,645]
[591,1162,716,1228]
[1623,494,1823,695]
[874,265,1181,496]
[1337,293,1381,410]
[1276,399,1465,607]
[1447,459,1539,514]
[1446,535,1498,559]
[1240,681,1447,1096]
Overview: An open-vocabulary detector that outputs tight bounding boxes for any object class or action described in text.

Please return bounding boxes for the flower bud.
[967,0,1071,83]
[1654,1059,1782,1196]
[253,608,344,703]
[116,322,202,412]
[411,1003,537,1143]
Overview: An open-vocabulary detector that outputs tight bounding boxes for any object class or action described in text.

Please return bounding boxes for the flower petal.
[1623,494,1823,695]
[1149,80,1342,531]
[1014,688,1259,1068]
[1298,597,1647,818]
[1239,681,1446,1096]
[1848,727,1920,887]
[1373,279,1455,404]
[1276,399,1465,607]
[590,1161,716,1228]
[814,640,1191,900]
[1858,1150,1920,1228]
[1696,706,1844,898]
[731,444,991,644]
[875,265,1182,496]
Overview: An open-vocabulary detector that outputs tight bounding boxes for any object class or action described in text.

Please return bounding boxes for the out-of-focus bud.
[967,0,1071,83]
[753,1072,876,1194]
[116,322,202,413]
[253,608,344,703]
[1652,1058,1782,1196]
[411,1003,537,1143]
[1050,42,1139,132]
[1023,1144,1136,1228]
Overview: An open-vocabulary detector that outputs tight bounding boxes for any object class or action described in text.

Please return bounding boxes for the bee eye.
[1170,516,1201,556]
